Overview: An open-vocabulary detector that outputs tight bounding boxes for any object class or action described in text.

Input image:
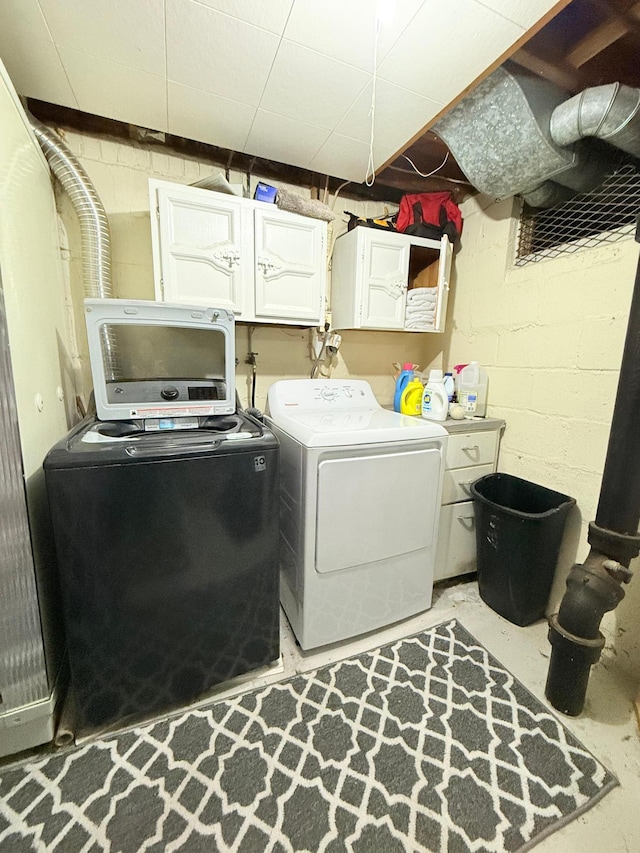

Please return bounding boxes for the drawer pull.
[459,480,474,496]
[462,444,480,453]
[457,516,475,530]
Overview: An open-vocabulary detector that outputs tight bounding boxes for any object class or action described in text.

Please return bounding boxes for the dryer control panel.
[268,379,377,414]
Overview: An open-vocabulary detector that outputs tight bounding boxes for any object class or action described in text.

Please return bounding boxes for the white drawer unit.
[434,419,505,583]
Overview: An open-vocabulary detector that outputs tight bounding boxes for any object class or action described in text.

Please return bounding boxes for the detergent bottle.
[456,361,488,417]
[400,377,424,416]
[393,363,415,412]
[443,372,455,402]
[421,370,448,421]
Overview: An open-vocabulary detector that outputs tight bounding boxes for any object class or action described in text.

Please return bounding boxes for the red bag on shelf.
[396,191,462,242]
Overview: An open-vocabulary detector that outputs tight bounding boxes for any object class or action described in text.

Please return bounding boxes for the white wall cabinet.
[434,419,505,583]
[330,227,452,333]
[149,179,327,326]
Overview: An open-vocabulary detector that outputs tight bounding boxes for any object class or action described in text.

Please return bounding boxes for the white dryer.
[266,379,448,649]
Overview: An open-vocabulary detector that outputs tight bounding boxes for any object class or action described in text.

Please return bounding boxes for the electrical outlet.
[325,333,342,354]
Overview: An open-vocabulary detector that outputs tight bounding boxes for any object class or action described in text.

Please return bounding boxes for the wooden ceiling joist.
[567,1,640,68]
[511,47,581,92]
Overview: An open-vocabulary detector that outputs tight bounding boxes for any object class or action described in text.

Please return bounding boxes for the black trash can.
[470,473,576,627]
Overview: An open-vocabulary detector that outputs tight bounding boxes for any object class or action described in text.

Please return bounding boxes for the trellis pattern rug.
[0,620,616,852]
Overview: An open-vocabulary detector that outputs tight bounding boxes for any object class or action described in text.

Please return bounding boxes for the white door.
[153,183,248,316]
[253,207,325,325]
[361,231,409,329]
[432,235,453,333]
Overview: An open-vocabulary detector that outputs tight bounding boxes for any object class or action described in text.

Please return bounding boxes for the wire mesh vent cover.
[516,164,640,266]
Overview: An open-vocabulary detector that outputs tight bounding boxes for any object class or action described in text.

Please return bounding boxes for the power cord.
[310,323,330,379]
[245,325,258,408]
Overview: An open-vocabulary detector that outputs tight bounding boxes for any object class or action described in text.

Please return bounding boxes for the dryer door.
[315,445,442,574]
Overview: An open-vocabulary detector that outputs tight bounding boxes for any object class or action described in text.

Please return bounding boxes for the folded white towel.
[407,288,437,303]
[406,307,436,318]
[407,296,437,307]
[406,302,436,311]
[406,320,435,330]
[406,306,435,324]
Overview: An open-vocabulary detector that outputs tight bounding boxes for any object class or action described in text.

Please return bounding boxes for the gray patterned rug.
[0,620,617,852]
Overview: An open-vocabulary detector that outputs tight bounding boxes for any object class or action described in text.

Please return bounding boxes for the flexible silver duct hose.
[29,117,120,380]
[550,83,640,158]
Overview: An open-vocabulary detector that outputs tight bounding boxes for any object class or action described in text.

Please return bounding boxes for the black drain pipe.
[545,216,640,716]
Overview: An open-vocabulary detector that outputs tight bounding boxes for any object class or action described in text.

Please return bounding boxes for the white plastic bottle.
[421,370,448,421]
[457,361,488,417]
[443,372,455,402]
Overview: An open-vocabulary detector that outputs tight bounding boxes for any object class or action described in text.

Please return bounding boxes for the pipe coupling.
[547,613,605,655]
[588,521,640,565]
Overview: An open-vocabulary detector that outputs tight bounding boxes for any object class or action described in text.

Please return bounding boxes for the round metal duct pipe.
[550,83,640,158]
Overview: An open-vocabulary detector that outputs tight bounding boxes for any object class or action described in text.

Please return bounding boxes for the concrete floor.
[215,576,640,853]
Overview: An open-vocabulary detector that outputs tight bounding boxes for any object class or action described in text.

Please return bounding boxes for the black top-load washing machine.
[44,300,279,736]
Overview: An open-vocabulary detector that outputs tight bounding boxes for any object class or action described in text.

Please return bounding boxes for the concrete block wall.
[445,193,640,684]
[51,127,433,412]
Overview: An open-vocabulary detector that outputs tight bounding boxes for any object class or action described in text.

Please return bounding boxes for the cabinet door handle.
[212,248,240,269]
[462,444,480,455]
[382,277,405,298]
[257,255,283,276]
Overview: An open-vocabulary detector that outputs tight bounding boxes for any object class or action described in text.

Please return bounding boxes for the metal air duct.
[433,66,609,206]
[29,117,119,380]
[550,83,640,158]
[433,66,639,208]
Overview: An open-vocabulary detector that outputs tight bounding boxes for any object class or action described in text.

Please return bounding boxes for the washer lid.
[266,379,447,447]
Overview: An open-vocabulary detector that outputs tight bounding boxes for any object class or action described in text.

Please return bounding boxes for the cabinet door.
[431,235,452,333]
[361,231,409,329]
[152,182,249,317]
[253,207,326,325]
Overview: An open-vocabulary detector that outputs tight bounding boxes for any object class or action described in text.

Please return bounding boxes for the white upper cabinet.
[153,183,247,316]
[253,206,326,323]
[330,227,453,333]
[150,179,327,326]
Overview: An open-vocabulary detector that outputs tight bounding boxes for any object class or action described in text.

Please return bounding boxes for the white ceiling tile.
[336,78,443,151]
[378,0,523,104]
[245,110,330,168]
[166,0,280,106]
[168,82,256,151]
[260,40,369,131]
[309,133,371,182]
[0,0,77,107]
[193,0,294,34]
[59,48,168,132]
[283,0,425,71]
[38,0,165,76]
[475,0,561,30]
